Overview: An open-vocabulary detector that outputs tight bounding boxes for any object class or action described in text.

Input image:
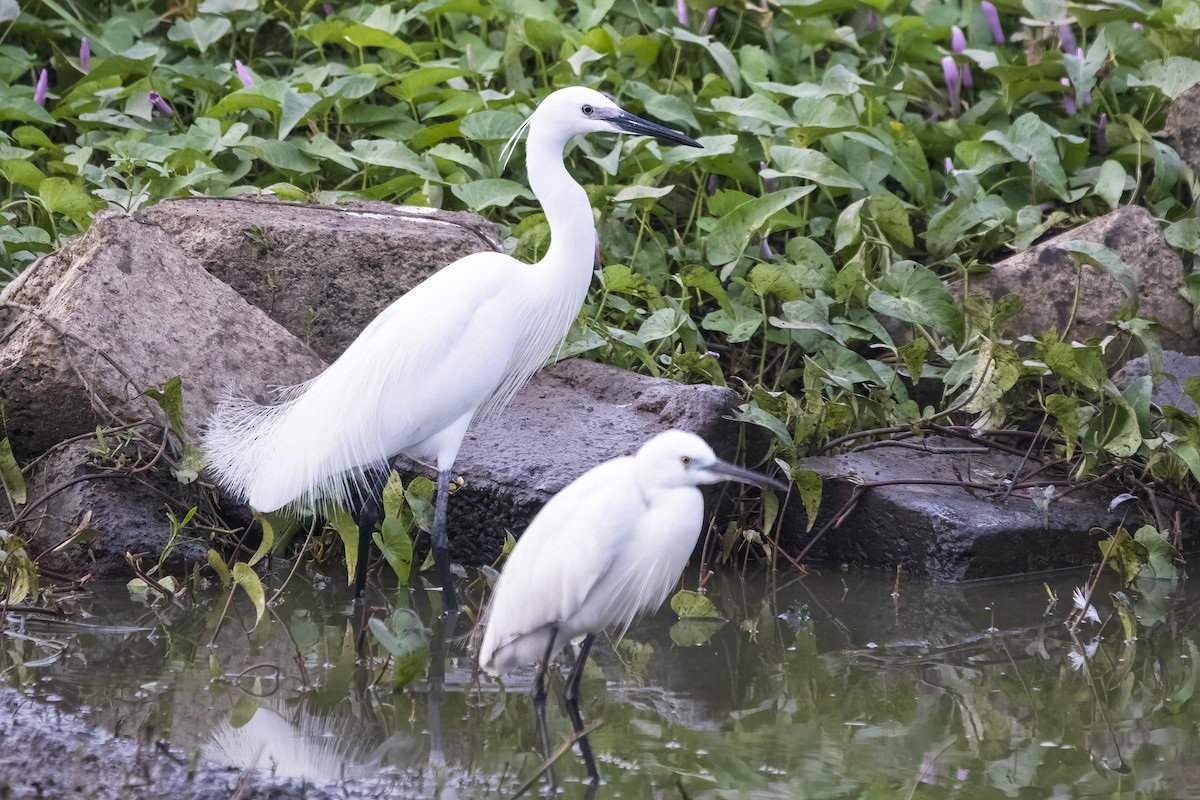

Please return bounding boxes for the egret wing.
[479,458,645,671]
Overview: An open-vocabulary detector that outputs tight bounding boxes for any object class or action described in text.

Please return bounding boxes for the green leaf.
[232,562,266,626]
[707,186,814,271]
[37,178,98,228]
[897,338,928,383]
[866,193,914,248]
[1133,525,1180,581]
[368,608,428,688]
[301,20,416,58]
[1129,57,1200,100]
[450,178,534,211]
[1099,526,1145,585]
[670,589,722,619]
[248,516,274,568]
[637,308,684,342]
[0,159,47,190]
[793,469,822,533]
[1093,160,1126,211]
[141,376,202,484]
[405,476,435,533]
[374,516,414,584]
[710,94,793,130]
[0,438,26,505]
[963,340,1021,425]
[279,90,319,140]
[167,16,233,53]
[1045,394,1079,461]
[350,139,437,179]
[868,261,961,336]
[763,146,862,190]
[330,510,360,586]
[459,109,526,141]
[669,619,724,647]
[207,548,231,587]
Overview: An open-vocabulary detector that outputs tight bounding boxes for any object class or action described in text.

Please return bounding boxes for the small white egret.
[478,429,786,784]
[202,88,702,610]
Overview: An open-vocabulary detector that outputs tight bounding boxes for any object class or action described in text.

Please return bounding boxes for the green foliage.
[2,0,1197,564]
[0,528,38,604]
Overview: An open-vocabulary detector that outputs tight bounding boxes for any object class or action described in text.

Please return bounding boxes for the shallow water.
[2,561,1198,798]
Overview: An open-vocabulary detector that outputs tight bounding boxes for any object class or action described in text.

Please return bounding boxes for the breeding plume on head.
[202,88,702,612]
[477,429,786,788]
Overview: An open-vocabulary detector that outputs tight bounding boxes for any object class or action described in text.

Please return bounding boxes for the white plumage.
[477,430,785,786]
[479,429,784,672]
[201,87,702,605]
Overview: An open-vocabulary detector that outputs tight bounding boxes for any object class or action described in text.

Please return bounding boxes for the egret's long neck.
[525,125,596,294]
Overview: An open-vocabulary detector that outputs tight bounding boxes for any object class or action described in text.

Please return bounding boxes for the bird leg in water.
[533,626,559,793]
[563,633,599,784]
[432,468,459,613]
[351,469,390,600]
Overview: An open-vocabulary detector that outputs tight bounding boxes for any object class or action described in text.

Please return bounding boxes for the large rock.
[1114,350,1200,415]
[140,197,501,360]
[18,440,208,580]
[443,359,742,565]
[967,205,1198,355]
[1165,83,1200,175]
[782,437,1159,580]
[0,212,324,458]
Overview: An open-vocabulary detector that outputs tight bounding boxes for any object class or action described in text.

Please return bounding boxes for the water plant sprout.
[203,87,701,611]
[478,429,785,786]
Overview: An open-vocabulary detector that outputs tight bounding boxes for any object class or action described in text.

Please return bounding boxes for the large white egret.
[478,429,786,785]
[202,87,702,611]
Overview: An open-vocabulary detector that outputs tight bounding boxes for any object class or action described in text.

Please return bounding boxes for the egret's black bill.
[611,110,703,148]
[708,458,789,492]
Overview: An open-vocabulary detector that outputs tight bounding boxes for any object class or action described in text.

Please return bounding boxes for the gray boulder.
[784,437,1145,580]
[1114,350,1200,415]
[140,197,501,360]
[443,358,741,565]
[965,205,1198,355]
[1165,83,1200,176]
[0,212,324,459]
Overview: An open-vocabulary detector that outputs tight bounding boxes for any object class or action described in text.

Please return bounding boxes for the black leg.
[563,634,599,785]
[533,626,559,794]
[432,468,459,613]
[351,469,389,600]
[426,608,459,767]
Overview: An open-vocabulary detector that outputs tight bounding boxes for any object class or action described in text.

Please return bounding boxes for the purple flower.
[918,751,939,785]
[79,37,90,74]
[981,1,1004,44]
[1058,25,1075,52]
[34,69,48,106]
[699,7,717,34]
[761,237,773,260]
[1097,112,1108,155]
[944,156,954,173]
[760,161,776,193]
[148,90,174,116]
[865,10,880,32]
[675,0,689,27]
[1132,21,1143,31]
[942,56,961,113]
[235,59,255,88]
[323,3,334,14]
[1061,77,1075,115]
[951,25,967,53]
[962,62,974,88]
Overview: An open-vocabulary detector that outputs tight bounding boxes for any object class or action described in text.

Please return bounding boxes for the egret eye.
[581,104,594,116]
[680,455,692,466]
